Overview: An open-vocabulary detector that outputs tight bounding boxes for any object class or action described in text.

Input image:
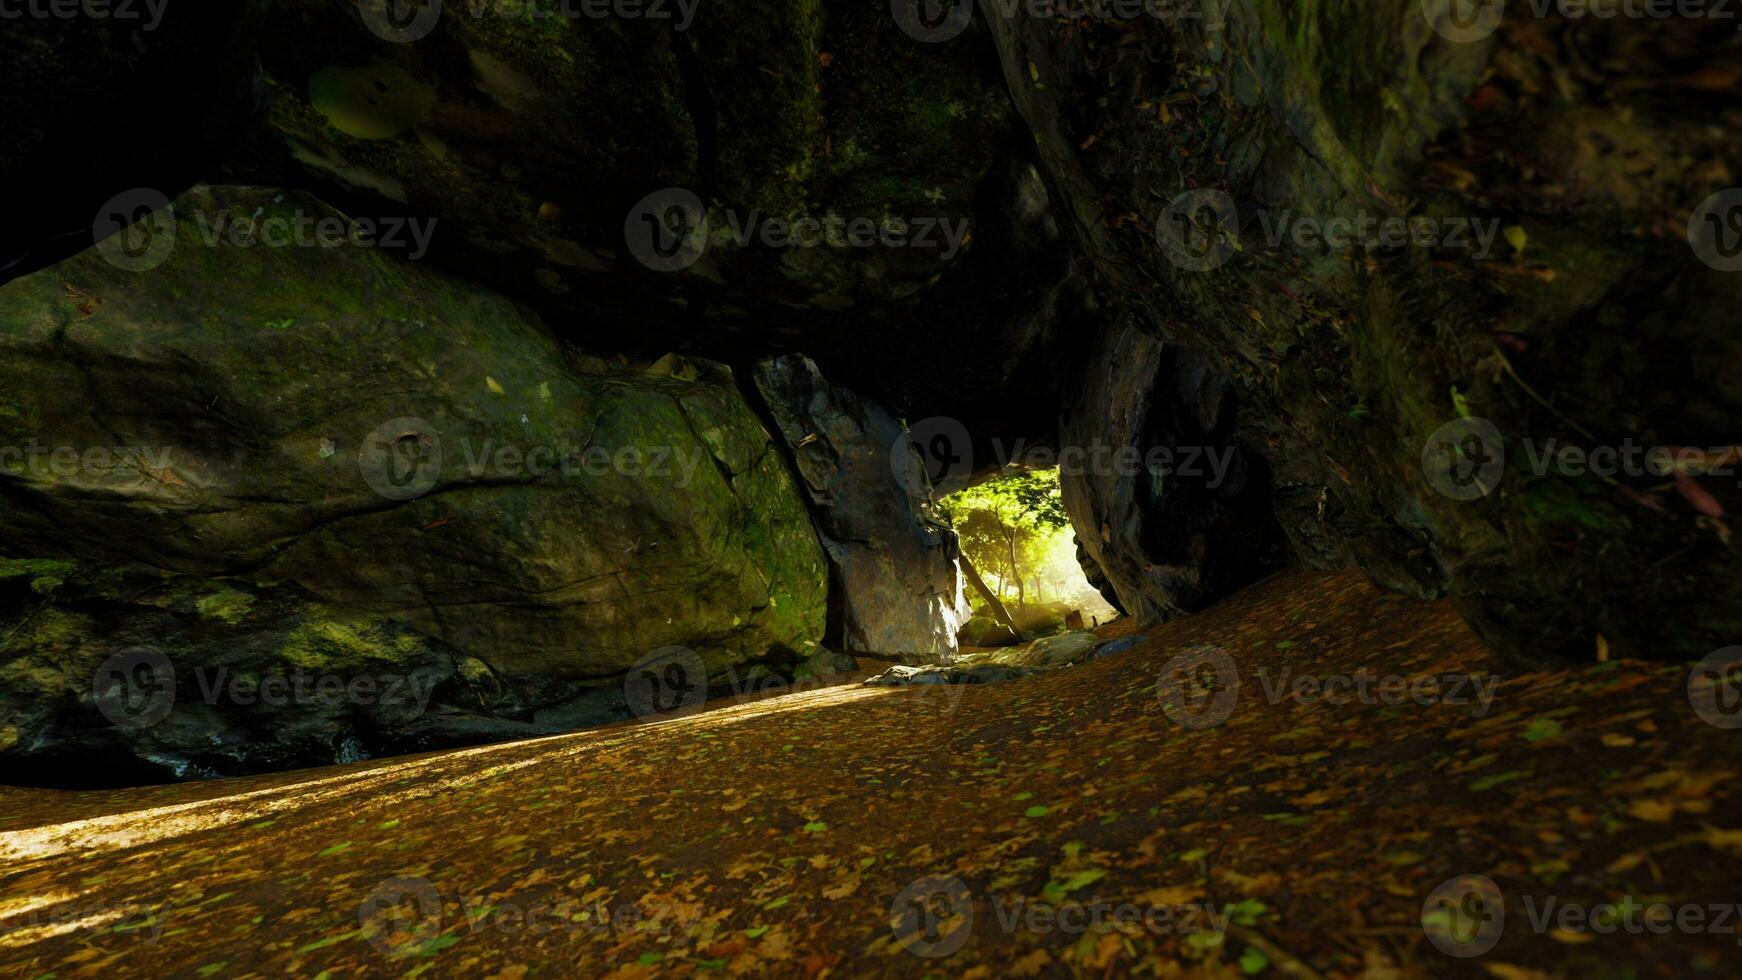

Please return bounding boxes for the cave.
[0,1,1738,975]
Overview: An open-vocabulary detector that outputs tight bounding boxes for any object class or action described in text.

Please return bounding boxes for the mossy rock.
[0,184,831,782]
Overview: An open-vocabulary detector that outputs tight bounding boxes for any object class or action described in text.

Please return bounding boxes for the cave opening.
[940,467,1121,649]
[3,4,1739,974]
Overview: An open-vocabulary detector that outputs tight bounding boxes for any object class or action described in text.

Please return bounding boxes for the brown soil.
[0,569,1736,978]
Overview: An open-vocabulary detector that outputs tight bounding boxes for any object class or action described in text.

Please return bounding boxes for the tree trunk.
[960,552,1022,641]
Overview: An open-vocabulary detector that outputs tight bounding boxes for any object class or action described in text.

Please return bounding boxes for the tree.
[940,470,1069,610]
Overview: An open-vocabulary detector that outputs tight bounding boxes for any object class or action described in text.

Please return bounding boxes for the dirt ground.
[1,569,1738,978]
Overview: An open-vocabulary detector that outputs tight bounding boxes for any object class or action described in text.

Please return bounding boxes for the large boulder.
[752,355,968,658]
[0,185,828,783]
[1060,319,1286,623]
[984,1,1742,663]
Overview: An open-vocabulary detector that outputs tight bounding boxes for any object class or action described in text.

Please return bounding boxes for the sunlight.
[0,680,897,867]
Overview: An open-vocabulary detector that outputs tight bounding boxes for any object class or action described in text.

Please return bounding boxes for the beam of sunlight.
[0,680,899,866]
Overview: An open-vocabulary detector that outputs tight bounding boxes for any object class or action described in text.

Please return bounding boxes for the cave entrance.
[940,468,1119,648]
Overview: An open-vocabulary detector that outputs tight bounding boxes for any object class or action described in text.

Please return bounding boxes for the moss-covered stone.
[195,589,256,626]
[0,184,830,783]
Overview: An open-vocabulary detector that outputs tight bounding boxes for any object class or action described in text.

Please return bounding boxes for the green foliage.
[940,469,1068,533]
[940,470,1109,618]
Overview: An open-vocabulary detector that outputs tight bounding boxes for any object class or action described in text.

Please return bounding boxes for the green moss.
[0,558,75,581]
[0,610,94,695]
[196,589,257,626]
[279,618,414,671]
[0,558,76,599]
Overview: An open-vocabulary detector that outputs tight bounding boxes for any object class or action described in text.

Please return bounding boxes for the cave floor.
[1,570,1738,977]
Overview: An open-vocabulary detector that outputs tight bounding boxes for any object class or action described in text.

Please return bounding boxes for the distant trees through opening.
[940,468,1118,639]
